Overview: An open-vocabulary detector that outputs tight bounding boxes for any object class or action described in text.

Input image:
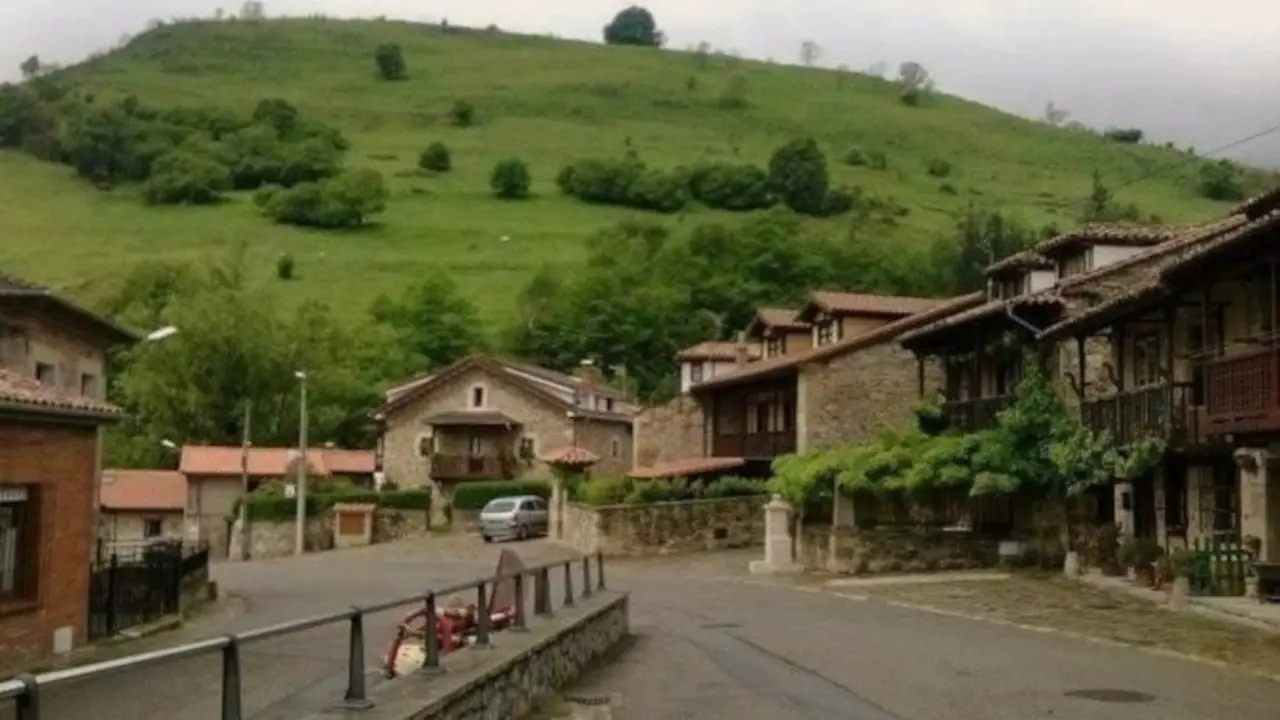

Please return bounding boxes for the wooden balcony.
[1080,383,1203,447]
[1204,347,1280,435]
[941,396,1013,432]
[711,431,797,459]
[429,453,519,481]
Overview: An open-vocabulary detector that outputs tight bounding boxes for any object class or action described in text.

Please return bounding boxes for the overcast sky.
[3,0,1278,167]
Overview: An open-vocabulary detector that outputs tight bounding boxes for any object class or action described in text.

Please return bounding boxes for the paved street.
[5,537,1280,719]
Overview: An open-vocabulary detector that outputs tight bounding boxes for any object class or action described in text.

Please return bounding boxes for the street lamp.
[144,325,179,343]
[159,439,177,450]
[294,370,309,556]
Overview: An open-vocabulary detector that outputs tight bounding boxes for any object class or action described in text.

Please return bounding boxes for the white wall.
[1091,244,1145,271]
[680,360,740,393]
[1029,270,1057,293]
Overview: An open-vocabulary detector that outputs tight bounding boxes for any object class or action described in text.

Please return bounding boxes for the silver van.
[479,495,549,543]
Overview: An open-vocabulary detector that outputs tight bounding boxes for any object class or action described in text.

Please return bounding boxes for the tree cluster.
[603,6,664,47]
[254,167,388,228]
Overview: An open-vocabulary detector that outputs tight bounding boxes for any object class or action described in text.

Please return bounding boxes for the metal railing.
[0,552,607,720]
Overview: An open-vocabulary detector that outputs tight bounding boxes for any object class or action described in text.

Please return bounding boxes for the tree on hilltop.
[375,44,408,81]
[19,55,40,79]
[604,6,664,47]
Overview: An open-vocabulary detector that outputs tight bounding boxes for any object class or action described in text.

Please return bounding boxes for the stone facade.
[799,525,1001,574]
[373,507,431,543]
[799,341,942,452]
[381,365,633,519]
[99,510,184,553]
[634,395,706,471]
[235,507,431,560]
[0,421,100,676]
[0,306,112,403]
[558,496,767,557]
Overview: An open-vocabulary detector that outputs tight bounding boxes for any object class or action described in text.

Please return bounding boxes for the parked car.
[479,495,549,543]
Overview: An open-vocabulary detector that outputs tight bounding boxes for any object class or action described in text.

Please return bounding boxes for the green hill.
[0,18,1267,326]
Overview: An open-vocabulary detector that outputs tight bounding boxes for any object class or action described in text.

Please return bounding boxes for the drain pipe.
[1004,301,1046,336]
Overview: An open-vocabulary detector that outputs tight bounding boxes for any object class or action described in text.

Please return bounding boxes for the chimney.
[733,331,749,366]
[575,358,598,389]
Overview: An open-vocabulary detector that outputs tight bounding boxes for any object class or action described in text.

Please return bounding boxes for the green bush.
[578,477,630,506]
[448,100,476,127]
[625,167,689,213]
[143,149,232,205]
[261,168,388,228]
[926,157,952,178]
[844,147,868,166]
[489,158,532,199]
[419,142,451,172]
[686,162,774,211]
[375,43,408,80]
[701,475,768,498]
[451,479,551,510]
[276,252,295,280]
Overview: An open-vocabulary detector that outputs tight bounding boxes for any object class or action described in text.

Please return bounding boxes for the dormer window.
[689,362,704,384]
[764,337,782,358]
[815,321,837,346]
[1058,249,1093,279]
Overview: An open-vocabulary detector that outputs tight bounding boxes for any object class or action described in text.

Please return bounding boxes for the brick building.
[373,355,637,522]
[0,370,122,675]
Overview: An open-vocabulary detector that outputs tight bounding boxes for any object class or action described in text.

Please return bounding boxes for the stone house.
[632,293,983,479]
[372,355,637,519]
[897,208,1258,553]
[675,341,761,394]
[179,445,376,558]
[98,469,187,555]
[0,271,136,673]
[1028,189,1280,571]
[743,307,812,359]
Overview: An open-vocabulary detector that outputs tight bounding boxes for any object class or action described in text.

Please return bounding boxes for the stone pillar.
[332,503,376,549]
[1236,448,1272,561]
[1153,467,1167,544]
[1115,482,1135,538]
[429,482,448,528]
[550,474,565,540]
[750,495,801,575]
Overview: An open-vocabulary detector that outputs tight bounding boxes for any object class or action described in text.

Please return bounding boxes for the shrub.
[252,98,299,137]
[452,479,550,510]
[559,156,644,204]
[490,158,532,199]
[1198,159,1245,201]
[262,168,388,228]
[419,142,451,172]
[818,186,856,217]
[686,162,774,211]
[625,167,688,213]
[276,252,295,280]
[768,137,830,216]
[603,6,663,47]
[374,43,408,80]
[866,149,888,170]
[701,476,768,498]
[143,149,232,205]
[448,100,476,127]
[578,477,630,506]
[844,147,868,166]
[926,157,952,177]
[1103,127,1144,144]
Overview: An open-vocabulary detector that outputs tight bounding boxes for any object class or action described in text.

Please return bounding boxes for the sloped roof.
[897,293,1063,347]
[538,446,600,467]
[744,307,809,337]
[100,469,187,511]
[985,250,1055,277]
[676,341,762,362]
[1231,184,1280,219]
[374,355,633,424]
[0,368,121,420]
[1031,223,1181,259]
[0,271,138,345]
[628,456,746,479]
[693,292,985,391]
[797,291,942,322]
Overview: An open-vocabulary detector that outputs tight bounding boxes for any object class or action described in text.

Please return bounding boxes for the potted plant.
[1090,524,1122,576]
[1165,548,1194,609]
[1243,534,1263,598]
[1123,538,1162,588]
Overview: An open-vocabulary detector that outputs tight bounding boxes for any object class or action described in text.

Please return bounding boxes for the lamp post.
[295,370,309,556]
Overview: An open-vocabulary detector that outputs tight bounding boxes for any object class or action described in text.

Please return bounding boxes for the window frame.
[0,484,39,604]
[689,362,704,384]
[80,373,99,398]
[143,517,163,539]
[34,362,56,386]
[469,384,486,409]
[610,438,621,458]
[415,433,435,459]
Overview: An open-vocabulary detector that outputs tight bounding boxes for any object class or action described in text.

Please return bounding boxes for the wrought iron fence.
[1,552,606,720]
[87,540,209,641]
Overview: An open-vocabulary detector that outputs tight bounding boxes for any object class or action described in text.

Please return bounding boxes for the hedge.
[451,480,551,511]
[241,488,431,522]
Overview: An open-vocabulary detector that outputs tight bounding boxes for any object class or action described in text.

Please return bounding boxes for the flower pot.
[1062,551,1081,578]
[1246,576,1260,600]
[1167,576,1190,611]
[1134,564,1155,588]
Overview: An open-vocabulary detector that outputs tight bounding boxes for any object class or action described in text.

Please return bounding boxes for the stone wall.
[634,395,706,470]
[799,525,1001,574]
[559,496,767,557]
[236,507,431,560]
[373,508,430,543]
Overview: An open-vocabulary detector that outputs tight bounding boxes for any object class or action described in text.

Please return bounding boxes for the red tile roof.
[0,368,121,420]
[800,291,942,320]
[693,292,985,391]
[538,446,601,467]
[100,469,187,511]
[628,456,746,479]
[179,446,375,477]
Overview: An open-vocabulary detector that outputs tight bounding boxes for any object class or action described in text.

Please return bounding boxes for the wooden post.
[1075,334,1087,401]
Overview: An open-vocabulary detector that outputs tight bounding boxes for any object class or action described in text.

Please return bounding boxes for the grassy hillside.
[0,18,1265,326]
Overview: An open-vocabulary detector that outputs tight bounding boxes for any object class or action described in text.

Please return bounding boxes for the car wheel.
[482,535,492,544]
[517,524,529,541]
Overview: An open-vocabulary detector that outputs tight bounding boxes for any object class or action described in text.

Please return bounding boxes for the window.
[532,498,547,511]
[416,434,435,459]
[520,499,537,511]
[689,362,704,384]
[816,321,835,346]
[764,337,782,358]
[519,436,537,459]
[0,485,37,601]
[610,438,621,458]
[1132,334,1162,387]
[1246,268,1275,334]
[144,518,163,539]
[468,436,484,456]
[34,362,56,386]
[605,398,615,412]
[1058,250,1091,279]
[469,385,486,408]
[80,373,99,398]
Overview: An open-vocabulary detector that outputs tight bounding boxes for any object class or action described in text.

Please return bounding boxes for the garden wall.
[237,507,431,560]
[558,495,768,557]
[799,525,1001,575]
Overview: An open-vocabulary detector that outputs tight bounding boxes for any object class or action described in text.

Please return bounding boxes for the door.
[467,436,485,475]
[1132,471,1158,540]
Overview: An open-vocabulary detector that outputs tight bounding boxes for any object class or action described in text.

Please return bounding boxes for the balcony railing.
[1080,383,1201,446]
[941,396,1013,432]
[430,453,519,480]
[1204,347,1280,434]
[711,431,797,459]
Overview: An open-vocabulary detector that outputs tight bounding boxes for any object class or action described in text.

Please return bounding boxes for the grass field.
[0,17,1266,328]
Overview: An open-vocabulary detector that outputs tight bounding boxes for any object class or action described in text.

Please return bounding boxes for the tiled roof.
[1032,223,1181,258]
[897,293,1063,346]
[803,291,943,319]
[0,368,121,419]
[538,446,600,467]
[100,469,187,511]
[676,341,762,362]
[423,410,521,427]
[1157,209,1280,280]
[374,355,634,424]
[693,292,985,391]
[754,308,808,330]
[179,446,375,477]
[985,250,1055,276]
[628,456,746,479]
[1231,184,1280,219]
[0,271,139,344]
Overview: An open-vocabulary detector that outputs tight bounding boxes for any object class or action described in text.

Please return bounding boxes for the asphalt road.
[5,537,1280,720]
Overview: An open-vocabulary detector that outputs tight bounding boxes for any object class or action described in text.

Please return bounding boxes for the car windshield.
[483,500,517,513]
